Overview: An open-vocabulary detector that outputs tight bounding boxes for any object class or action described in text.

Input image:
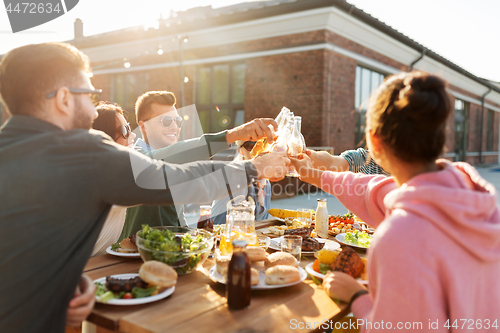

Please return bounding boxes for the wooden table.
[84,222,361,333]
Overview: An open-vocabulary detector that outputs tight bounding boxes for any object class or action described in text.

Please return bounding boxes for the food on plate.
[301,237,325,252]
[245,246,268,262]
[105,276,148,293]
[284,227,313,238]
[328,222,356,235]
[344,230,373,248]
[264,252,298,268]
[139,260,178,289]
[267,226,288,236]
[328,212,355,234]
[329,212,355,225]
[314,247,340,265]
[111,235,138,253]
[251,268,260,285]
[216,255,231,276]
[265,265,301,285]
[332,246,365,278]
[312,247,367,280]
[95,261,177,303]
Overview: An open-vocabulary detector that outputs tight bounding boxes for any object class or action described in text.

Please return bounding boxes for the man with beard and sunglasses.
[0,42,289,333]
[118,91,279,241]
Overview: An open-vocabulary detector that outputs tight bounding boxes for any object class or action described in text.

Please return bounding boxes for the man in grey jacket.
[120,90,277,240]
[0,42,289,333]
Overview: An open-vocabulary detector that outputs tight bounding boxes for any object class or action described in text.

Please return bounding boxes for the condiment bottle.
[197,205,214,231]
[226,240,251,310]
[315,198,329,238]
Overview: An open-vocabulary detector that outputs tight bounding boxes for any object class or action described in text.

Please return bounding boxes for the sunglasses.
[146,115,183,128]
[240,141,256,152]
[46,87,102,106]
[116,122,132,140]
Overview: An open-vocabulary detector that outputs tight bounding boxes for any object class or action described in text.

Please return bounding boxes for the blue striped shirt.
[340,148,390,176]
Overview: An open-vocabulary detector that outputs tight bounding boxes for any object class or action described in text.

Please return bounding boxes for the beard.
[72,97,94,130]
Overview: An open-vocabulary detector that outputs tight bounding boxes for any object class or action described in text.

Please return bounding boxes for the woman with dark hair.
[291,71,500,330]
[90,102,136,256]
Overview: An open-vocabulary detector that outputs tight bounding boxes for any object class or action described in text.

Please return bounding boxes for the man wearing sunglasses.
[0,42,289,333]
[119,91,279,241]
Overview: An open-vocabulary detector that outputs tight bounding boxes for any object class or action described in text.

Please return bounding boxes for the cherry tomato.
[312,259,320,273]
[122,293,133,299]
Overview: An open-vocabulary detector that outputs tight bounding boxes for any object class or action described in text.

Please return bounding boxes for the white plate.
[208,266,307,290]
[304,263,368,285]
[335,233,371,250]
[106,246,141,258]
[94,273,175,305]
[269,237,340,254]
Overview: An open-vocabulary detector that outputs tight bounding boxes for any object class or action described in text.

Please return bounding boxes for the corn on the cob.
[267,208,298,219]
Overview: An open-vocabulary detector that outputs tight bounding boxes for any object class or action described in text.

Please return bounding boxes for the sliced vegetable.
[319,263,331,275]
[131,286,158,299]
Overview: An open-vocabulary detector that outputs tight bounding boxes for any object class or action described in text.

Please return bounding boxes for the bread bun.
[264,252,298,268]
[265,265,301,285]
[216,256,231,276]
[245,247,268,262]
[251,268,259,286]
[139,261,177,288]
[116,238,138,253]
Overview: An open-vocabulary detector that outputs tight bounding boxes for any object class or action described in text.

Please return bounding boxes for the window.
[487,109,494,151]
[196,63,245,133]
[354,66,385,145]
[454,99,468,161]
[112,72,150,127]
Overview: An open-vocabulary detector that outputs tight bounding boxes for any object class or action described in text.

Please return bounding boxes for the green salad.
[344,230,373,248]
[137,225,210,275]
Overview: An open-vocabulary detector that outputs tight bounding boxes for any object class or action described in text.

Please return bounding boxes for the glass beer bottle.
[226,240,251,310]
[197,205,214,231]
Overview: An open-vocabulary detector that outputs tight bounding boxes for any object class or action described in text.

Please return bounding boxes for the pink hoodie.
[321,159,500,332]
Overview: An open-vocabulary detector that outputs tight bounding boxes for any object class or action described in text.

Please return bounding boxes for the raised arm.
[95,136,288,208]
[306,149,349,172]
[290,154,394,227]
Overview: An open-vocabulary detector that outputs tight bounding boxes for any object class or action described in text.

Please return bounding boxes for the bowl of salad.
[136,225,215,275]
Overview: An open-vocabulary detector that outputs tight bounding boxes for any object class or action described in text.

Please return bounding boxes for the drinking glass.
[281,235,302,263]
[297,208,313,227]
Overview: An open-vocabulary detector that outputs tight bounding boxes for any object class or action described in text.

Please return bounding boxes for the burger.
[139,261,178,290]
[116,237,138,253]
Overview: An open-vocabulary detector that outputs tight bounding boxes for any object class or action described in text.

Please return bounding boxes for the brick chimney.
[74,18,83,39]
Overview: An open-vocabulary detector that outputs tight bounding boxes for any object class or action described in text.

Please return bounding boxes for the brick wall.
[245,50,325,146]
[87,28,499,165]
[322,50,357,154]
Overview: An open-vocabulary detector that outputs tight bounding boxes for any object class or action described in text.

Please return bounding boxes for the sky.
[0,0,499,82]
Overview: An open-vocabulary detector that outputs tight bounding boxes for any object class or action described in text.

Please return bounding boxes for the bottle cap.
[317,198,327,202]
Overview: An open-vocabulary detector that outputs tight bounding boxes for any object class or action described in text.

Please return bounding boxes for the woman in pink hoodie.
[291,72,500,332]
